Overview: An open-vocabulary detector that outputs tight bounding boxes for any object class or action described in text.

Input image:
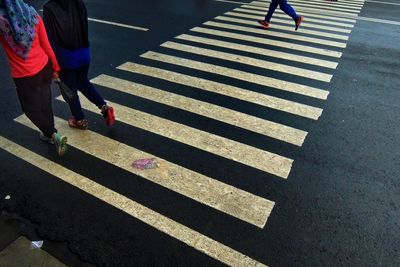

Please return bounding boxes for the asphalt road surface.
[0,0,399,266]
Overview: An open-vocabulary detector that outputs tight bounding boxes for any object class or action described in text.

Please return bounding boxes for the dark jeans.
[265,0,299,22]
[60,65,106,121]
[14,61,57,138]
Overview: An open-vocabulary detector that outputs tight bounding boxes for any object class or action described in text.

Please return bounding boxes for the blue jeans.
[60,65,106,121]
[264,0,299,22]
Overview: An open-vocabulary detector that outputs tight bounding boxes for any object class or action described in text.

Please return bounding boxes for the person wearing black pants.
[14,61,57,138]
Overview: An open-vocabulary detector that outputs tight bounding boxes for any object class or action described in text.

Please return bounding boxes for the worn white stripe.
[117,62,324,120]
[15,115,275,228]
[0,135,269,266]
[191,27,343,58]
[246,1,361,14]
[92,74,308,146]
[225,11,352,33]
[287,0,364,8]
[252,0,362,12]
[87,18,149,31]
[176,34,338,69]
[204,21,348,48]
[366,0,400,5]
[161,41,332,82]
[57,95,294,178]
[242,3,359,17]
[141,51,330,100]
[234,7,357,25]
[215,15,349,40]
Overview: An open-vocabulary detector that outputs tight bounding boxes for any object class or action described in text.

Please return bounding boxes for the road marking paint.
[225,11,352,33]
[204,21,348,48]
[141,51,330,100]
[88,18,149,31]
[161,41,332,82]
[216,0,363,8]
[215,15,349,40]
[366,0,400,5]
[117,62,324,120]
[57,96,294,179]
[285,0,364,8]
[191,27,343,58]
[92,74,308,146]
[356,16,400,25]
[176,34,338,69]
[252,0,362,13]
[0,135,269,266]
[15,115,275,228]
[234,7,357,25]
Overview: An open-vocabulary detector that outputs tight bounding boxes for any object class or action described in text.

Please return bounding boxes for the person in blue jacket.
[43,0,115,130]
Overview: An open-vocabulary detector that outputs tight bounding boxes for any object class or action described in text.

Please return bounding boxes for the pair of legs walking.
[258,0,304,30]
[60,65,115,130]
[14,61,67,156]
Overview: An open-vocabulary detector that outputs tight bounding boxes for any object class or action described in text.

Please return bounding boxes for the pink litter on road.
[132,158,158,170]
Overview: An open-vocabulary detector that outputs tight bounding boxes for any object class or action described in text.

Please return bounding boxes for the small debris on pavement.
[132,158,158,170]
[5,195,11,200]
[30,240,44,249]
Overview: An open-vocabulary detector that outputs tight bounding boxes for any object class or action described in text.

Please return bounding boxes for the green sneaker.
[53,133,67,156]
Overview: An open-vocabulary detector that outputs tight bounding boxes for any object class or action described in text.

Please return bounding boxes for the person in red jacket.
[0,0,67,156]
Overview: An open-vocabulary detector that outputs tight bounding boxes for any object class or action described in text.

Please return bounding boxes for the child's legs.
[77,65,106,109]
[279,0,299,20]
[60,69,85,121]
[265,0,279,22]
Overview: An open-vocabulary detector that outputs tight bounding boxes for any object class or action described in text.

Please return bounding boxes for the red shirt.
[0,16,60,78]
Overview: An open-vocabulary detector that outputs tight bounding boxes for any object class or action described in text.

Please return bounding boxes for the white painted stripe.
[0,135,269,266]
[92,74,308,146]
[57,95,294,178]
[366,0,400,5]
[234,7,357,25]
[242,3,360,17]
[87,18,149,31]
[191,27,343,58]
[356,16,400,25]
[117,62,324,120]
[161,41,332,82]
[215,15,350,40]
[15,115,275,228]
[176,34,338,69]
[226,11,352,33]
[204,21,348,48]
[215,0,363,8]
[141,51,330,100]
[252,0,362,12]
[287,0,364,8]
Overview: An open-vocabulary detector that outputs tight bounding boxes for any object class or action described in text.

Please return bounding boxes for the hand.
[53,71,60,81]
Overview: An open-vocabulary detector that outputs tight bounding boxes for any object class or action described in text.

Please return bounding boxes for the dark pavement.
[0,0,399,266]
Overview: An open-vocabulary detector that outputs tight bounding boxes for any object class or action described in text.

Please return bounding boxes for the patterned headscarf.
[0,0,39,59]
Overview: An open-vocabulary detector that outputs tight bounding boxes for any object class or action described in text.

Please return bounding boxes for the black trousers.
[14,61,57,138]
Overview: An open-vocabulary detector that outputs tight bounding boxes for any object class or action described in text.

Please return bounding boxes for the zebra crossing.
[1,0,364,265]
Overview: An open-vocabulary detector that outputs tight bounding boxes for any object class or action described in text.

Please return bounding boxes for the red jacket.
[0,16,60,78]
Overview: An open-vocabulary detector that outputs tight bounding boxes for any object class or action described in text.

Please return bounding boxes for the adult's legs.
[59,68,86,121]
[14,62,57,138]
[265,0,280,22]
[77,65,106,109]
[279,0,299,20]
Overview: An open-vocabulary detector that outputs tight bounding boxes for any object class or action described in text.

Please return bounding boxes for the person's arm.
[37,15,60,74]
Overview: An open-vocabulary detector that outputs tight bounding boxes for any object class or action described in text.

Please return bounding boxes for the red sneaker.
[258,20,270,29]
[295,16,304,31]
[68,118,88,130]
[101,105,115,126]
